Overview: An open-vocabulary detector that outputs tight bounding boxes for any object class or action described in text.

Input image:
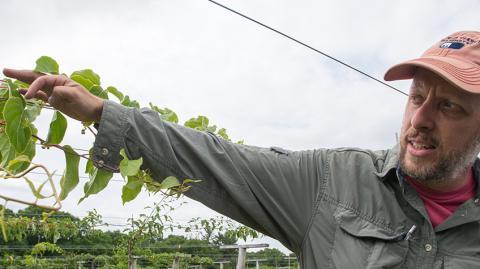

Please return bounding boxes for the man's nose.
[411,101,435,131]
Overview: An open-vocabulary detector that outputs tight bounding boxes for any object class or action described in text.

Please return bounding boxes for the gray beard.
[399,139,480,183]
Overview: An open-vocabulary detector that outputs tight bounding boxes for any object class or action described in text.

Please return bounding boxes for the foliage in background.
[0,206,277,269]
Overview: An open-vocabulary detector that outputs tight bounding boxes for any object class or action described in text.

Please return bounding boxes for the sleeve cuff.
[92,100,131,172]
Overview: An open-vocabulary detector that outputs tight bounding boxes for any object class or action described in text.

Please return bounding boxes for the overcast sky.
[1,0,479,254]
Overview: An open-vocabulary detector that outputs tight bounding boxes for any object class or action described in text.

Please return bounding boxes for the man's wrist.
[93,98,105,123]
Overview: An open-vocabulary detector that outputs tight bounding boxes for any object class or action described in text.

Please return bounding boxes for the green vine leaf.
[46,111,67,145]
[24,101,42,123]
[13,80,30,89]
[83,147,95,187]
[119,148,143,178]
[6,155,30,172]
[85,158,94,175]
[106,86,124,102]
[217,128,229,141]
[89,85,109,99]
[7,83,24,100]
[184,116,208,130]
[149,103,178,123]
[70,69,101,90]
[121,95,140,108]
[14,140,35,175]
[3,96,32,153]
[184,116,216,132]
[79,168,113,204]
[121,176,143,204]
[59,145,80,200]
[0,133,35,174]
[71,75,94,90]
[0,134,17,168]
[182,179,202,184]
[33,56,59,75]
[143,172,163,193]
[0,87,9,120]
[24,178,49,199]
[160,176,181,189]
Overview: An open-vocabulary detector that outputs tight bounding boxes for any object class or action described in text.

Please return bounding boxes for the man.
[4,30,480,268]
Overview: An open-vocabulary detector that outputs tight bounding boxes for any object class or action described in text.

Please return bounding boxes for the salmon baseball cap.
[384,31,480,94]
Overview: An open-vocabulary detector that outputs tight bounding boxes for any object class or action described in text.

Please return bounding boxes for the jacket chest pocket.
[331,208,409,269]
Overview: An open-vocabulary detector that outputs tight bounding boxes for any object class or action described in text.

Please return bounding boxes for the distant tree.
[17,205,79,221]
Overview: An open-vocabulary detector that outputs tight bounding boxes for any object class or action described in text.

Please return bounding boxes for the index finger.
[25,75,68,99]
[2,68,45,84]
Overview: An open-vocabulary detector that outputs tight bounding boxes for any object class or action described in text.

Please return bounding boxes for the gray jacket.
[93,100,480,268]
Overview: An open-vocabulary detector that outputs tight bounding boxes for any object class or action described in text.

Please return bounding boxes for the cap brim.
[384,56,480,94]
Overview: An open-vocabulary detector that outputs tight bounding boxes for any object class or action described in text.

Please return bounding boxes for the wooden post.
[220,244,269,269]
[284,256,298,269]
[247,259,267,269]
[214,260,231,269]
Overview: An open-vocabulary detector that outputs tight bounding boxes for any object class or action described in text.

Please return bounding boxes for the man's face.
[399,69,480,182]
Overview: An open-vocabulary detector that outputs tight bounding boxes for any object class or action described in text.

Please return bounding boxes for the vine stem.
[0,164,61,211]
[0,125,117,210]
[2,163,47,179]
[31,134,118,171]
[35,143,89,153]
[0,194,60,211]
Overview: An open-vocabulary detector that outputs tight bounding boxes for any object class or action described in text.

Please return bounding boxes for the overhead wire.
[206,0,408,97]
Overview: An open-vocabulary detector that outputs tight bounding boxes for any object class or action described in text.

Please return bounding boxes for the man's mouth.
[407,138,436,157]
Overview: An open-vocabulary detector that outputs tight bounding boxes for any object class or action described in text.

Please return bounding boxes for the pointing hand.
[2,68,104,122]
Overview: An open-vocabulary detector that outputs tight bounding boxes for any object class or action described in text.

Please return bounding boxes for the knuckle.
[34,75,48,87]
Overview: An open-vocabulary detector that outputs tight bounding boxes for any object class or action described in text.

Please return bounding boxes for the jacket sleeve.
[92,100,324,252]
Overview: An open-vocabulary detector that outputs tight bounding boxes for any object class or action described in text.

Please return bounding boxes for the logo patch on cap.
[440,42,465,49]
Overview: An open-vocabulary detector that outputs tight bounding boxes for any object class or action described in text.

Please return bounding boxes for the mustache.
[404,129,439,147]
